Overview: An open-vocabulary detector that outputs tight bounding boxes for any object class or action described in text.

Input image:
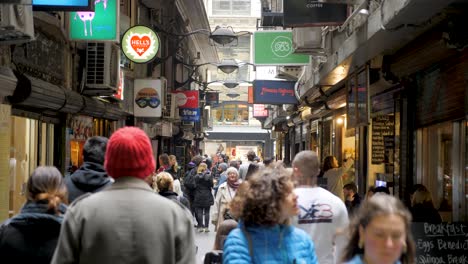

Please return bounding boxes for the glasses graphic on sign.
[135,88,160,108]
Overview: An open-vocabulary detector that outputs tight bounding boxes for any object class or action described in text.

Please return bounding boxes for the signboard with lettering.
[412,222,468,264]
[69,0,118,41]
[253,80,298,105]
[253,31,310,66]
[173,91,199,109]
[121,25,160,64]
[284,1,348,27]
[371,115,394,164]
[179,108,200,122]
[253,104,268,118]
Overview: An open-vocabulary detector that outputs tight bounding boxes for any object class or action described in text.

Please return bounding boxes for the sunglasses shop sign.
[134,79,164,117]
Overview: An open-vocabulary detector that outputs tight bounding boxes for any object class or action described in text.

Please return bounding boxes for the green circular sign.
[271,36,293,58]
[121,25,160,64]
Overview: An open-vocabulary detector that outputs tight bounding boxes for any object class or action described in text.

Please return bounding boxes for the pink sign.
[173,91,199,109]
[113,69,124,100]
[253,104,268,118]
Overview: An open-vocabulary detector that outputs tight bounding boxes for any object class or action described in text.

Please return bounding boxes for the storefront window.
[465,120,468,220]
[417,122,453,221]
[321,119,332,163]
[211,103,250,125]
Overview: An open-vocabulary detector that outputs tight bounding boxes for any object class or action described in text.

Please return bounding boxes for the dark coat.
[0,201,65,264]
[159,190,191,210]
[411,203,442,223]
[66,161,112,202]
[345,193,362,216]
[193,171,214,208]
[165,165,182,180]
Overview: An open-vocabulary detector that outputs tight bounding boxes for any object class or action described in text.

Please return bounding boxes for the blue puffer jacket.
[223,222,318,264]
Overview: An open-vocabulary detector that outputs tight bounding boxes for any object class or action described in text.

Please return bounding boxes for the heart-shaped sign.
[130,36,151,56]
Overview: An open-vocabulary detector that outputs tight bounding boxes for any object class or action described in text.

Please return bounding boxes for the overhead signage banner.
[253,80,298,105]
[180,108,200,122]
[173,91,199,109]
[121,25,160,64]
[205,92,219,106]
[253,104,268,118]
[69,0,118,41]
[254,31,310,66]
[33,0,93,11]
[284,1,348,27]
[134,79,162,117]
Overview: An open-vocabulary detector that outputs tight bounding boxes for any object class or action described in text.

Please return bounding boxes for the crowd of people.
[0,126,443,263]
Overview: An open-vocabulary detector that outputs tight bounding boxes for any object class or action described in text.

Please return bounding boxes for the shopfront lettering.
[182,109,198,116]
[413,223,468,264]
[260,87,295,96]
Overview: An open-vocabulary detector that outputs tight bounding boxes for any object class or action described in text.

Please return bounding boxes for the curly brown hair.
[237,164,293,226]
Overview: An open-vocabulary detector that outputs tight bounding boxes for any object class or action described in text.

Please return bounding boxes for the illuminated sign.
[69,0,118,41]
[33,0,93,11]
[253,80,298,105]
[121,25,160,64]
[253,104,268,118]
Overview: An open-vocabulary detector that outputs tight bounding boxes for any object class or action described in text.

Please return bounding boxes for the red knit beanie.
[104,126,155,180]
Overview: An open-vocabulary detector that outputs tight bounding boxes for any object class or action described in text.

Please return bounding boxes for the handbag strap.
[241,225,254,262]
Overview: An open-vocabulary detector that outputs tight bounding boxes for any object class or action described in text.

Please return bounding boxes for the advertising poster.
[69,0,118,41]
[134,79,163,117]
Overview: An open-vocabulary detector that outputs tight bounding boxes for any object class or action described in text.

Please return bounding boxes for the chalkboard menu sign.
[412,222,468,264]
[371,115,394,164]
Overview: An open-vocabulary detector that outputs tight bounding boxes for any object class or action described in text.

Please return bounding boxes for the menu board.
[412,222,468,264]
[371,115,394,164]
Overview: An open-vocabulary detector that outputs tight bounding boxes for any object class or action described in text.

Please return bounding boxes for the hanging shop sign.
[173,91,199,109]
[134,79,163,117]
[121,25,160,64]
[205,92,219,106]
[253,104,268,118]
[253,80,298,105]
[284,1,348,27]
[248,86,254,104]
[113,68,124,100]
[33,0,93,11]
[253,31,310,66]
[179,108,200,122]
[69,0,118,41]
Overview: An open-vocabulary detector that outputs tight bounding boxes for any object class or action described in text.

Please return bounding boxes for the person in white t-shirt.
[292,150,349,264]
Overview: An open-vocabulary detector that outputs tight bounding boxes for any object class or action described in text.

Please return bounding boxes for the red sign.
[113,69,124,100]
[253,104,268,118]
[172,91,199,108]
[248,86,254,104]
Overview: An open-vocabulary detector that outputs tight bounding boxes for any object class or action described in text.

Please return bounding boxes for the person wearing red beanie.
[52,126,196,264]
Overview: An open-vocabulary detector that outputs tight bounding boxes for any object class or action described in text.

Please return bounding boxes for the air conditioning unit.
[162,93,179,120]
[0,4,34,45]
[276,66,303,80]
[83,42,120,96]
[292,27,325,55]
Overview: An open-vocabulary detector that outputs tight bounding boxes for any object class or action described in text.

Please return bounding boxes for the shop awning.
[7,70,126,121]
[0,66,18,100]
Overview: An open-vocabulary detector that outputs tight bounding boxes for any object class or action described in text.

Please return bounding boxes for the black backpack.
[204,250,223,264]
[183,168,197,190]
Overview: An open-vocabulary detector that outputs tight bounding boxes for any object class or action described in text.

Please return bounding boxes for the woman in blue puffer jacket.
[223,164,318,264]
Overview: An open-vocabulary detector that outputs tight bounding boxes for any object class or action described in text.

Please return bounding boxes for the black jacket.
[0,201,65,264]
[66,162,112,202]
[411,203,442,223]
[193,171,214,208]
